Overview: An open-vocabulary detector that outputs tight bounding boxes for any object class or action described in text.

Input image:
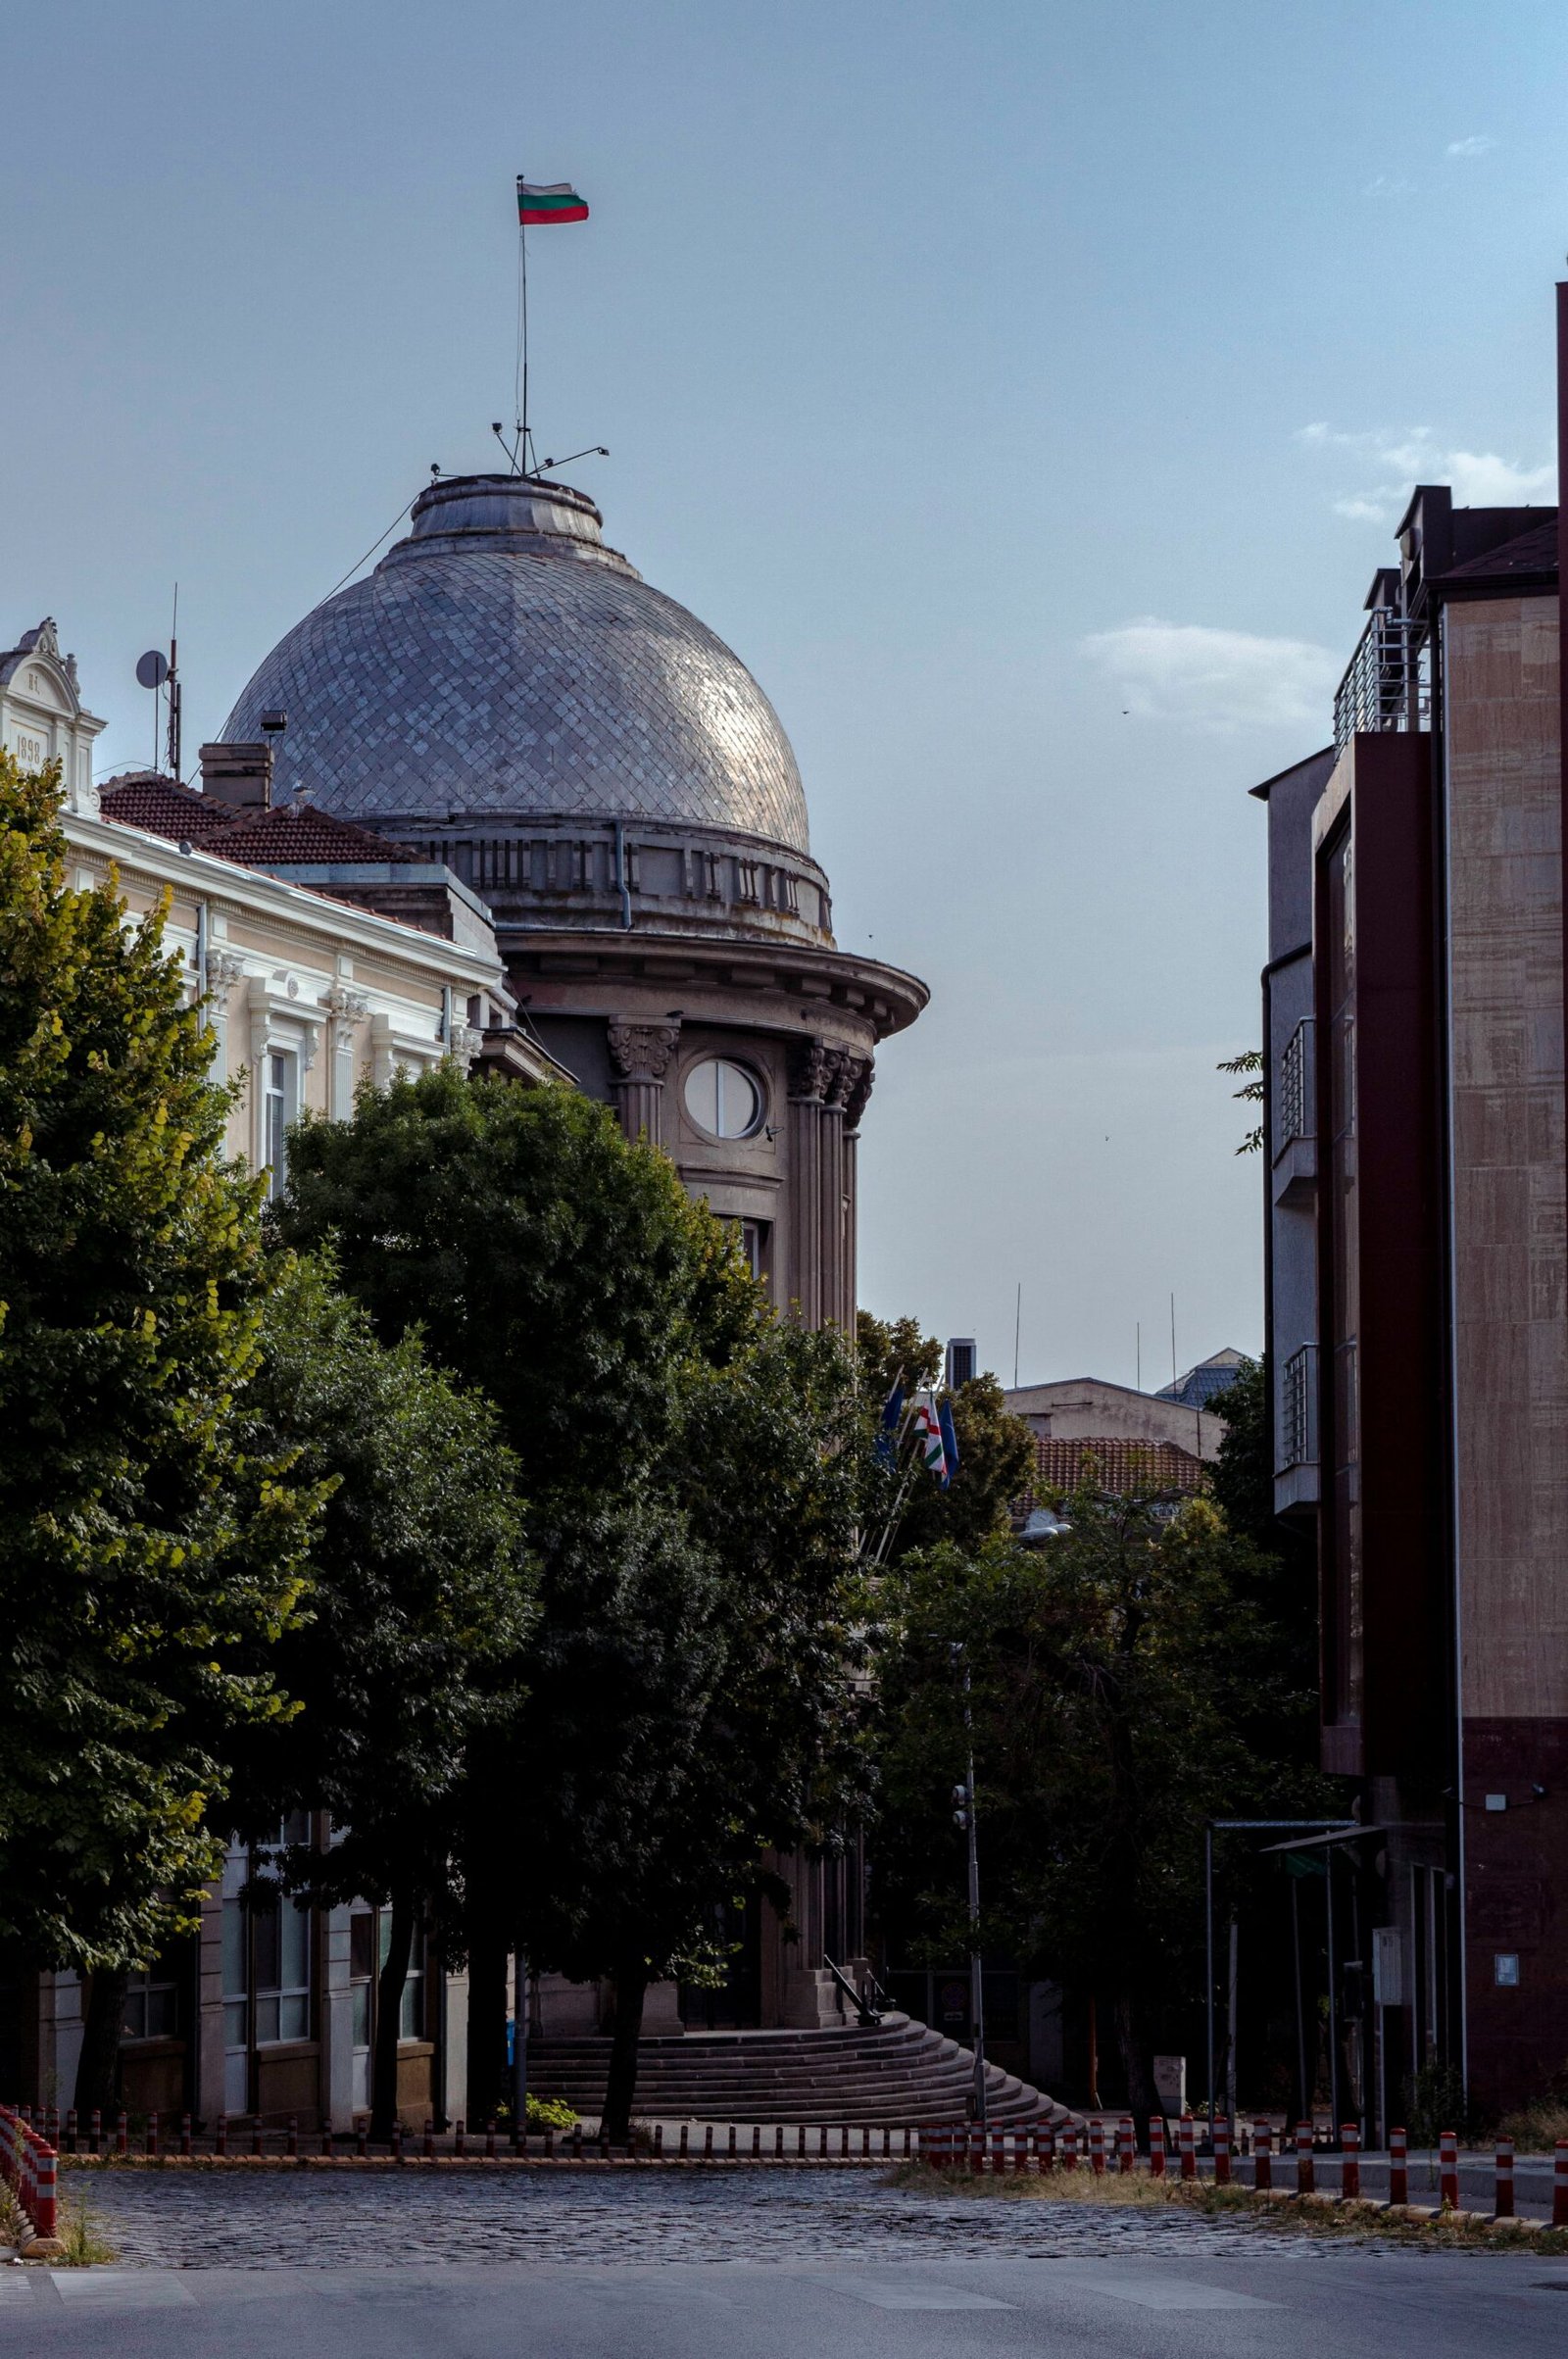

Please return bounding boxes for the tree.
[0,756,317,2108]
[1218,1050,1264,1155]
[874,1483,1330,2121]
[273,1068,756,1498]
[233,1255,533,2138]
[519,1318,875,2141]
[276,1066,881,2138]
[857,1311,1035,1557]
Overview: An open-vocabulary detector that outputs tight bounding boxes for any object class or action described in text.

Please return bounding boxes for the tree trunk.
[602,1959,648,2145]
[74,1966,129,2119]
[369,1892,415,2143]
[1110,1988,1158,2138]
[466,1929,509,2128]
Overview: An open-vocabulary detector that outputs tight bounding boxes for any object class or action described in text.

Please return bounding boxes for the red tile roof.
[98,772,236,843]
[206,804,419,865]
[1029,1436,1207,1499]
[98,778,418,868]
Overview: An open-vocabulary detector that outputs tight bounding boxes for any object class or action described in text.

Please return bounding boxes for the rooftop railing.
[1333,610,1430,750]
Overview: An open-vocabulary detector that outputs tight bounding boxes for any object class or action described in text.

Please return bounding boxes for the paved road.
[3,2170,1564,2356]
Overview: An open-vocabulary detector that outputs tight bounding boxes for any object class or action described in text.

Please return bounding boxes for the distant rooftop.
[1153,1348,1249,1410]
[1030,1435,1207,1499]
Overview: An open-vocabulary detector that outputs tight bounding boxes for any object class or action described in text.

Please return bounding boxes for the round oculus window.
[684,1057,763,1140]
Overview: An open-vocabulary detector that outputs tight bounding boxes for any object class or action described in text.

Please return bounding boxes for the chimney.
[200,741,272,811]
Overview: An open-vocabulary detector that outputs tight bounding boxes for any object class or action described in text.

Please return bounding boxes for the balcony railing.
[1333,610,1430,750]
[1279,1344,1318,1472]
[1278,1018,1314,1150]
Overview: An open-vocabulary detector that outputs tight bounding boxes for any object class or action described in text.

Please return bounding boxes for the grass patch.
[0,2179,115,2265]
[52,2194,116,2268]
[889,2163,1568,2253]
[1495,2099,1568,2152]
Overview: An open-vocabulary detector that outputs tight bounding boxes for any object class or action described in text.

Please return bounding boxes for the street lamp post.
[951,1646,988,2131]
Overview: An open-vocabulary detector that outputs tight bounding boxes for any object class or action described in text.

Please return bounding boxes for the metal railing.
[1333,610,1430,750]
[1279,1018,1314,1149]
[1280,1345,1318,1471]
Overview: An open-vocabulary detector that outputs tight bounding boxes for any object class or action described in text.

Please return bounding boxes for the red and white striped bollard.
[1439,2129,1459,2210]
[1149,2117,1166,2179]
[1252,2122,1272,2190]
[1389,2124,1407,2206]
[1494,2136,1514,2219]
[1296,2120,1314,2194]
[1340,2122,1359,2200]
[1178,2112,1197,2181]
[1213,2118,1232,2185]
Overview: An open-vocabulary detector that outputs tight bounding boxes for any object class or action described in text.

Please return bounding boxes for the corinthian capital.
[844,1056,874,1130]
[788,1036,832,1102]
[607,1019,679,1081]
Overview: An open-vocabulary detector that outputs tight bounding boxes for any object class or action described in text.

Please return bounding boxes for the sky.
[5,0,1566,1388]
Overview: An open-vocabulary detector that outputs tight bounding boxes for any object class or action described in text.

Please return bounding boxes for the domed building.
[223,472,926,1328]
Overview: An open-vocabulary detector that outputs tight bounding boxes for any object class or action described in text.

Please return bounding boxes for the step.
[525,2011,1069,2129]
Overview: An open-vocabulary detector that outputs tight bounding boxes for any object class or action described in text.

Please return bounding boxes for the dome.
[221,474,811,857]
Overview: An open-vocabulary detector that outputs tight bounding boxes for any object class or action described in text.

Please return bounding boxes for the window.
[263,1051,295,1199]
[738,1219,770,1282]
[220,1815,317,2109]
[349,1908,427,2113]
[254,1893,312,2043]
[684,1057,763,1140]
[122,1956,180,2041]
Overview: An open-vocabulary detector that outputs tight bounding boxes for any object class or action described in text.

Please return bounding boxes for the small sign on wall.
[1494,1953,1521,1988]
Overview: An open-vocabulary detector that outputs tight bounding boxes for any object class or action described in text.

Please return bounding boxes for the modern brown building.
[1256,294,1568,2122]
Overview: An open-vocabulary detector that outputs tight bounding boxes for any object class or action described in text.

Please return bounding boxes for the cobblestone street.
[75,2164,1367,2269]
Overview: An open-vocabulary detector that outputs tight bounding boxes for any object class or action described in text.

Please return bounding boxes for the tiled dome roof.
[221,475,811,857]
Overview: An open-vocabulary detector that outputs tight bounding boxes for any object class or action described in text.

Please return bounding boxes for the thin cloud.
[1082,620,1339,735]
[1446,134,1495,159]
[1298,422,1554,523]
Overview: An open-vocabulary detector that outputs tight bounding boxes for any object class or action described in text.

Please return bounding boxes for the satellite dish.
[136,649,170,690]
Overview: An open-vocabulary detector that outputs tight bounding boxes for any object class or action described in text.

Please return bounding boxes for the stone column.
[817,1052,854,1333]
[843,1057,873,1336]
[787,1039,831,1327]
[607,1019,679,1146]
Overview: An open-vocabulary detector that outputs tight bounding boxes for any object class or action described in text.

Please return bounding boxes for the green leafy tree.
[273,1068,756,1496]
[233,1254,534,2138]
[1218,1049,1264,1155]
[510,1318,874,2142]
[277,1067,871,2138]
[874,1484,1330,2121]
[0,756,317,2109]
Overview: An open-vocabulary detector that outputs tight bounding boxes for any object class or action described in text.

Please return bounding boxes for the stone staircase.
[526,2012,1072,2129]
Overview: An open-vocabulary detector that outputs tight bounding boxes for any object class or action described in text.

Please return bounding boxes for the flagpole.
[516,175,531,475]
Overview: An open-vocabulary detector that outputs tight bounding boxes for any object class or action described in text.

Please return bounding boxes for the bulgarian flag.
[518,178,589,225]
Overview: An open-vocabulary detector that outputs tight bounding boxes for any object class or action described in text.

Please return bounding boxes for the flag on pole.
[875,1381,906,1470]
[909,1391,951,1487]
[937,1398,960,1488]
[517,179,589,225]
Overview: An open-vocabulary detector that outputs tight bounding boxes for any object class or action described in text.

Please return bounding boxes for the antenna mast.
[166,585,181,782]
